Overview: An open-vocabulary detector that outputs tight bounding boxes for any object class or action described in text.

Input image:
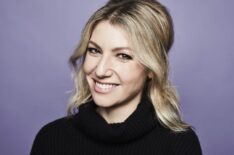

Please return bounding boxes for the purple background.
[1,0,233,154]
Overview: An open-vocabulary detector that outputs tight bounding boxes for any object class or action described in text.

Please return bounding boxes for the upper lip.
[93,78,119,85]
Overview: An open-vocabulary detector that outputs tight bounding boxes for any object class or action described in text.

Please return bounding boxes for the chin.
[90,84,121,108]
[92,96,116,108]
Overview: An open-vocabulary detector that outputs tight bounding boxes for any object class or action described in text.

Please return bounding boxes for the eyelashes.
[86,47,133,61]
[116,53,133,60]
[86,47,100,55]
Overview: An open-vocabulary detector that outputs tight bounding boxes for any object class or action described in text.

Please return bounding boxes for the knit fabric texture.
[31,96,202,155]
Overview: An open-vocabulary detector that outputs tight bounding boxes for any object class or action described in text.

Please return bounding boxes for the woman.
[31,0,202,154]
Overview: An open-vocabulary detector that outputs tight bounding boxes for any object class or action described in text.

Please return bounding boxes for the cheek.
[117,64,147,84]
[83,56,97,74]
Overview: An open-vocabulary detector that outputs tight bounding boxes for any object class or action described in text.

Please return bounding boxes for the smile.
[94,80,119,94]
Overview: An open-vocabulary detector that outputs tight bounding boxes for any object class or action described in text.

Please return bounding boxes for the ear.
[147,71,153,79]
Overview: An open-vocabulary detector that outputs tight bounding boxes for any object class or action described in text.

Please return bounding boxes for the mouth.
[93,79,119,94]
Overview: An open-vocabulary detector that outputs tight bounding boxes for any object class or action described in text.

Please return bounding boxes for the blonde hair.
[68,0,190,132]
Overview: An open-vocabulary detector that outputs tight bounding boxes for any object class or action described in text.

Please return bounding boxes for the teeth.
[95,82,115,90]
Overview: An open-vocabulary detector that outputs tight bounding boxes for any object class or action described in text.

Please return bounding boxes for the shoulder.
[165,128,203,155]
[167,128,199,141]
[31,117,75,154]
[35,116,74,138]
[30,117,73,154]
[37,117,68,132]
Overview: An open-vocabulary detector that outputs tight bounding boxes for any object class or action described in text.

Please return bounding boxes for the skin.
[83,21,149,123]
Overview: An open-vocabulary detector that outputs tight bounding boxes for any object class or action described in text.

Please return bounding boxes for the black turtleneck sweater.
[31,97,202,155]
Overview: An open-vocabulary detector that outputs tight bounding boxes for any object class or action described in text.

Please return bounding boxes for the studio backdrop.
[0,0,234,154]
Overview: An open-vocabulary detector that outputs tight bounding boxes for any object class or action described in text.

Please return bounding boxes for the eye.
[86,47,101,56]
[117,53,133,61]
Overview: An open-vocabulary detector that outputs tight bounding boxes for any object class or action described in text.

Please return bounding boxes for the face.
[83,21,148,109]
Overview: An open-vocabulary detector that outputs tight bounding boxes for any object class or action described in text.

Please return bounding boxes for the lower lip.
[94,82,118,94]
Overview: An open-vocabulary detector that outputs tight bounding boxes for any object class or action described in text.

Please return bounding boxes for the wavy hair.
[68,0,190,132]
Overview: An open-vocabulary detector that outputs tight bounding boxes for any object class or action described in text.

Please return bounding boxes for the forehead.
[90,21,133,49]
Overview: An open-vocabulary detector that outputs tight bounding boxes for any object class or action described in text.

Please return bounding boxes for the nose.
[95,55,113,78]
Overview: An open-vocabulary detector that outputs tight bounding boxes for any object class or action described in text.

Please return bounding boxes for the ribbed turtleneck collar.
[73,95,159,144]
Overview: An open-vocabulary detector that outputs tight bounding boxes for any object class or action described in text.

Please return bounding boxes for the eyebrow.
[88,40,133,53]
